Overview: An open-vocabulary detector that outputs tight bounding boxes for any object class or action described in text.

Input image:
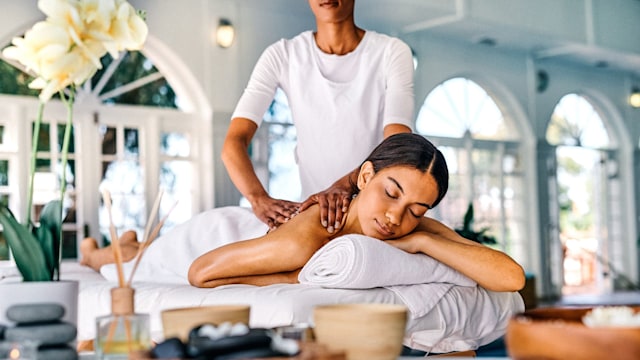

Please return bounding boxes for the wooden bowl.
[161,304,250,341]
[506,305,640,360]
[313,303,407,360]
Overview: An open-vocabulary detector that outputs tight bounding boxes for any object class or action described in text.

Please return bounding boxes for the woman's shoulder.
[267,204,331,249]
[268,203,324,235]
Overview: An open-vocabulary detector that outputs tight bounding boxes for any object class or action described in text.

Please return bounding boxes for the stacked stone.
[2,303,78,360]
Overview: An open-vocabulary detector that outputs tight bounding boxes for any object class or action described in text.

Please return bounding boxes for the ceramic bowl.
[506,305,640,360]
[313,303,407,360]
[161,304,250,341]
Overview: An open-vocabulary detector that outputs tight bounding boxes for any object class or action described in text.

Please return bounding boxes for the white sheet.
[65,262,522,354]
[298,234,478,319]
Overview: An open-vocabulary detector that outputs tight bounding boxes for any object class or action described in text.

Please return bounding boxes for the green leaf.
[35,200,62,279]
[0,205,51,281]
[462,203,474,231]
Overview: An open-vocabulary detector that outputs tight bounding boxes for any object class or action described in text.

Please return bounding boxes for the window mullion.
[144,116,160,223]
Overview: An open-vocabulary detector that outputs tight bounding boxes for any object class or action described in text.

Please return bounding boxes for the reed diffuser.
[95,190,175,359]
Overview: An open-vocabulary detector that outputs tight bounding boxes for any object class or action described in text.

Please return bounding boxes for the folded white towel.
[298,234,477,318]
[298,234,476,289]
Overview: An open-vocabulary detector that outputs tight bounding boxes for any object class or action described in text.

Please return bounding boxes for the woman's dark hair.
[353,133,449,208]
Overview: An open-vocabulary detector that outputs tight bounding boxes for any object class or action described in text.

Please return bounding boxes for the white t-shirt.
[232,30,415,198]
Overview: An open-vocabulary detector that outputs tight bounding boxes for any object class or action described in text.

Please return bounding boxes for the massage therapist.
[222,0,415,232]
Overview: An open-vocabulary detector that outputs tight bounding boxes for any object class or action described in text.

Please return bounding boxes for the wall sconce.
[630,87,640,108]
[216,18,235,48]
[536,70,549,93]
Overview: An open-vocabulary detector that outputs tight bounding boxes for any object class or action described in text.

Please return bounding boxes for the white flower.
[29,46,100,101]
[583,306,640,328]
[1,0,147,102]
[79,0,148,58]
[2,21,70,76]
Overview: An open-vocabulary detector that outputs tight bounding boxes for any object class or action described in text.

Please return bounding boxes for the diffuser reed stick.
[97,189,170,358]
[102,189,125,288]
[126,197,178,287]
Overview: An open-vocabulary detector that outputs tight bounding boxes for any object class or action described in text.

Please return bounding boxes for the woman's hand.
[384,232,423,254]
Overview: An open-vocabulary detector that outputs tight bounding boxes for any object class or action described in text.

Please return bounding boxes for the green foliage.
[92,51,177,108]
[0,60,40,97]
[454,203,497,245]
[0,200,62,281]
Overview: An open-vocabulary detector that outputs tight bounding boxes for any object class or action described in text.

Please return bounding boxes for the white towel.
[298,234,476,288]
[298,234,477,318]
[101,206,268,284]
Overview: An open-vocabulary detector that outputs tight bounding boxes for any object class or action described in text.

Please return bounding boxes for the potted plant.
[454,203,497,245]
[0,0,147,325]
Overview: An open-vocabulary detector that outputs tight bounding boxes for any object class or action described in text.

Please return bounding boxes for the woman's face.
[356,163,439,240]
[308,0,355,24]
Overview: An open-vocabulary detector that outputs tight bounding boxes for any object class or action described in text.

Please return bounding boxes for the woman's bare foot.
[120,230,141,262]
[79,231,141,272]
[120,230,138,246]
[79,237,99,269]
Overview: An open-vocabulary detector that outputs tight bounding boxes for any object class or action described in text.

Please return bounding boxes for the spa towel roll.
[298,234,476,289]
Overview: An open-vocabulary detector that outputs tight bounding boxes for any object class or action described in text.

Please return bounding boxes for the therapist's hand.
[251,194,300,231]
[300,181,353,234]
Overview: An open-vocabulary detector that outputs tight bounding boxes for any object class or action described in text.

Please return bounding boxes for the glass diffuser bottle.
[95,287,151,359]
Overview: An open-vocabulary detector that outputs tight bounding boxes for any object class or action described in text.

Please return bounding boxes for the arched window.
[545,93,621,295]
[417,77,519,140]
[546,94,611,148]
[1,51,178,108]
[0,44,207,259]
[416,77,526,262]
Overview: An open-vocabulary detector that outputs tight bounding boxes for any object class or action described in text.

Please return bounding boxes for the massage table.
[9,206,525,354]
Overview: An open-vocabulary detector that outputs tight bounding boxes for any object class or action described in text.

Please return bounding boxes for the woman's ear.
[357,161,375,190]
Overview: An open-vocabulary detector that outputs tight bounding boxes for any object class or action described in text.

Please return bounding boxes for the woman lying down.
[80,133,526,354]
[81,133,525,292]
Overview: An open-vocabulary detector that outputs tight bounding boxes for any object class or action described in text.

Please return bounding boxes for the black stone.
[151,337,186,359]
[186,329,272,358]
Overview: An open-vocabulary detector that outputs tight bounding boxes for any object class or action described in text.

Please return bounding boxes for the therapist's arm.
[222,117,300,229]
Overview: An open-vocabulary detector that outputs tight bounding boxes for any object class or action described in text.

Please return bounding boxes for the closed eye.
[385,189,398,199]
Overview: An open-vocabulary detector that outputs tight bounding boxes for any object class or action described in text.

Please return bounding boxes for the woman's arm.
[386,217,525,292]
[188,206,328,288]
